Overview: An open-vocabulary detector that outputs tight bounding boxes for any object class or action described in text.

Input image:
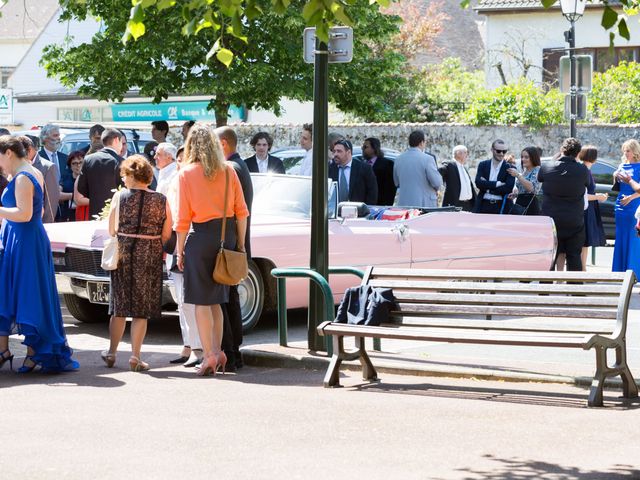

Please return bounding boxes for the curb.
[241,347,638,390]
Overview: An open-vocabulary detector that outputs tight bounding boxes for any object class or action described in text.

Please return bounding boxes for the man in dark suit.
[329,139,378,205]
[20,135,60,223]
[474,139,515,214]
[439,145,476,211]
[538,137,590,271]
[39,123,70,185]
[215,126,254,371]
[76,128,125,219]
[244,132,285,174]
[362,137,396,205]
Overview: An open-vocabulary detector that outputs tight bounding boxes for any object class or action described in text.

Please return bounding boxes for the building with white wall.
[475,0,640,89]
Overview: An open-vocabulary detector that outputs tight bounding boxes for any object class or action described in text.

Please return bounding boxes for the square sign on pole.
[303,27,353,64]
[0,88,13,125]
[559,55,592,93]
[564,93,587,120]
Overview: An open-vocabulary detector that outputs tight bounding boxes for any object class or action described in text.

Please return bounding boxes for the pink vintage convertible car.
[45,174,556,332]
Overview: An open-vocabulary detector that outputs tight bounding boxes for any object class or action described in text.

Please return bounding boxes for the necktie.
[339,166,349,202]
[52,151,58,167]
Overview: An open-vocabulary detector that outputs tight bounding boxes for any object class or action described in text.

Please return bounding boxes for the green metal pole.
[277,277,288,347]
[308,38,329,352]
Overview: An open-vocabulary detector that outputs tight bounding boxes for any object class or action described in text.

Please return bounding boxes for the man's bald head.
[214,126,238,157]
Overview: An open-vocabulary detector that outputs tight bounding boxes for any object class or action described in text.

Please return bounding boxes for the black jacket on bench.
[335,285,396,326]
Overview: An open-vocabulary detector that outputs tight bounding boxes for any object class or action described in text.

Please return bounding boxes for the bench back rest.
[363,268,636,337]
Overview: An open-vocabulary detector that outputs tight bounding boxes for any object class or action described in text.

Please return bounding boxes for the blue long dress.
[0,171,79,372]
[612,162,640,276]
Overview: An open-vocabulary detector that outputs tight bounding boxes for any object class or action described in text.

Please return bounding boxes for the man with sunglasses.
[474,139,515,214]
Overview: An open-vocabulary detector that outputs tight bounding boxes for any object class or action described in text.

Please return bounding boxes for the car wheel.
[238,261,264,333]
[63,294,110,323]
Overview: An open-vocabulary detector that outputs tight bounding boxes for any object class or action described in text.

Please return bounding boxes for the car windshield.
[251,174,336,219]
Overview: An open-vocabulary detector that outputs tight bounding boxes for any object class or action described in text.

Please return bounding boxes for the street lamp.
[561,0,587,138]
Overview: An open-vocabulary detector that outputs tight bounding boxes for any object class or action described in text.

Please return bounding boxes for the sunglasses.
[494,149,508,154]
[70,161,83,166]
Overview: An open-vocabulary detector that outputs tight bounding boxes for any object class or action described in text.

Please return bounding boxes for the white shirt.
[299,149,313,176]
[454,160,473,201]
[256,154,269,174]
[157,161,178,196]
[484,159,505,201]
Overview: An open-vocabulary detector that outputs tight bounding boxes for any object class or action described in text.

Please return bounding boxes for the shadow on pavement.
[353,381,640,410]
[438,455,640,480]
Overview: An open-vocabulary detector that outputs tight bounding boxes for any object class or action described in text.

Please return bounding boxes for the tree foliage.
[456,79,564,128]
[42,0,410,125]
[400,58,484,122]
[589,61,640,123]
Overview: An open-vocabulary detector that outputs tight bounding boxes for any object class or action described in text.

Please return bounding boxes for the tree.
[42,0,410,125]
[589,61,640,123]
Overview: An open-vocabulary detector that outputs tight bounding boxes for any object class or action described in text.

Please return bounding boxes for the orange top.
[175,162,249,232]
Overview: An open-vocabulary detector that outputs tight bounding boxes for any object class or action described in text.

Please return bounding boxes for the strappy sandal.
[101,350,116,368]
[0,349,14,371]
[129,356,150,372]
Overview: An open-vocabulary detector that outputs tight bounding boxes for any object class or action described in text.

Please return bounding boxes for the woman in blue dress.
[612,139,640,277]
[0,135,79,373]
[578,146,608,271]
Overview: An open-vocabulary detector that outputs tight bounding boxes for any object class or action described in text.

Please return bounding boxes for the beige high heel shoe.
[129,356,150,372]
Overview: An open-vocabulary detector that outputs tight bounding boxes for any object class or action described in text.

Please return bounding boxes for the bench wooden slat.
[392,291,620,307]
[394,303,618,319]
[320,323,590,348]
[369,279,621,295]
[370,268,626,282]
[385,316,615,335]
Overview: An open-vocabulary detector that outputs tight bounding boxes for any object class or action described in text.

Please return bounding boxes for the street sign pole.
[569,20,577,138]
[308,37,329,352]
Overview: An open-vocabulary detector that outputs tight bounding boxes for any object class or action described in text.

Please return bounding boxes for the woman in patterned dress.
[101,155,172,372]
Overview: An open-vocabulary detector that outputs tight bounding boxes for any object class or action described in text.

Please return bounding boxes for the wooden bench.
[317,267,639,407]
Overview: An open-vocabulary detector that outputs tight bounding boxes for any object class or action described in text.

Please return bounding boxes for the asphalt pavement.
[2,244,640,478]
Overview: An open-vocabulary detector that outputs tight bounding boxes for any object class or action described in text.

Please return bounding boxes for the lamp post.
[560,0,586,138]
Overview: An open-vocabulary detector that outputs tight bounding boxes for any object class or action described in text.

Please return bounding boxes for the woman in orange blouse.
[175,124,249,376]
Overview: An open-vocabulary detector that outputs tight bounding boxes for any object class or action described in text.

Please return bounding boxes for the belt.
[118,233,162,240]
[482,199,502,204]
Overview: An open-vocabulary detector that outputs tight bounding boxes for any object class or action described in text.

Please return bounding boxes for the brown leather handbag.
[212,166,248,285]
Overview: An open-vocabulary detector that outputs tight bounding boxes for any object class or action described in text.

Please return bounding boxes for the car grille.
[65,247,107,277]
[65,246,169,280]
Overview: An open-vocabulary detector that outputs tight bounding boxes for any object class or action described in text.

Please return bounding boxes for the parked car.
[45,174,557,332]
[11,127,154,156]
[271,146,400,174]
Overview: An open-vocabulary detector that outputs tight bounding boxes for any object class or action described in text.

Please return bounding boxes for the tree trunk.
[214,98,229,127]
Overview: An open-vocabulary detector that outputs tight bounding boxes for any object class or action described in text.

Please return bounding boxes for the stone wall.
[232,123,640,169]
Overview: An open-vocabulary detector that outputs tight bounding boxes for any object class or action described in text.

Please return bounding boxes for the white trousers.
[170,271,201,350]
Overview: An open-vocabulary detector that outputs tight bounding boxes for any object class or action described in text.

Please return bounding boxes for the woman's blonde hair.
[621,139,640,163]
[183,123,225,178]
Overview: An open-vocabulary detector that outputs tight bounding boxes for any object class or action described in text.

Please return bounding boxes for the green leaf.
[459,0,470,8]
[302,0,321,21]
[205,38,221,60]
[157,0,176,11]
[609,31,616,48]
[602,6,618,29]
[182,18,197,35]
[127,20,146,40]
[619,17,631,40]
[540,0,555,8]
[140,0,156,8]
[216,48,234,67]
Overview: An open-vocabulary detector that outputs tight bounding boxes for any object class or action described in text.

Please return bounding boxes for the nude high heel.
[196,352,218,376]
[216,351,227,375]
[101,350,116,368]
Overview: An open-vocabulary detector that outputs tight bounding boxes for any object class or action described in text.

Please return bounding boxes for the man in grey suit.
[19,135,60,223]
[393,130,442,208]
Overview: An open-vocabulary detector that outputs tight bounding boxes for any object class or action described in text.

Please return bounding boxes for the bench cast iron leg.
[588,346,606,407]
[616,345,639,399]
[323,335,344,388]
[356,337,378,382]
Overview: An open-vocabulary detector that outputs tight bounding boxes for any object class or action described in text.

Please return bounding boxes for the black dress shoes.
[169,355,190,364]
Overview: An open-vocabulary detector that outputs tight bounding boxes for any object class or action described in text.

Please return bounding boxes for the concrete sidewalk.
[240,244,640,388]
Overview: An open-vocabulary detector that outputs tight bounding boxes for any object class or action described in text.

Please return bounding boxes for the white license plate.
[87,281,110,304]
